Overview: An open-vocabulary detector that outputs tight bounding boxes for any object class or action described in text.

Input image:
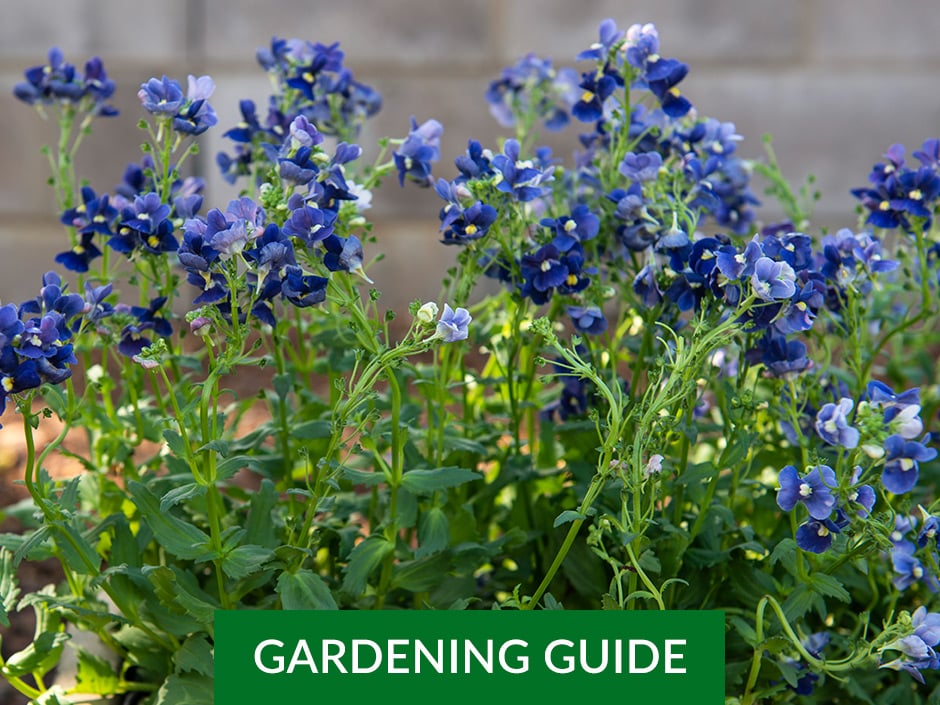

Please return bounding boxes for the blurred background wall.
[2,0,940,313]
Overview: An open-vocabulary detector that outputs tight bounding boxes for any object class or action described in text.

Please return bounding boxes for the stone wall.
[2,0,940,310]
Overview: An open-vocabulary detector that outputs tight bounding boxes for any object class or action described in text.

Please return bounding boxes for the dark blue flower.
[394,117,443,187]
[567,305,607,335]
[117,297,172,358]
[280,266,328,308]
[440,201,498,245]
[578,18,626,62]
[491,139,552,202]
[777,464,837,520]
[645,58,692,118]
[891,541,939,592]
[918,515,940,548]
[571,69,620,123]
[619,151,663,182]
[322,234,371,281]
[172,75,218,135]
[485,54,578,132]
[542,205,599,252]
[110,192,177,255]
[55,231,102,273]
[282,194,336,246]
[795,518,841,553]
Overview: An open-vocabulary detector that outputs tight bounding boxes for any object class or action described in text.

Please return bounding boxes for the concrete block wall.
[2,0,940,312]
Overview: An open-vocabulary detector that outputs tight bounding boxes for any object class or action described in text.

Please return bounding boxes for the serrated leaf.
[728,615,758,646]
[601,594,622,610]
[416,507,449,558]
[75,649,120,695]
[342,536,393,597]
[50,520,101,575]
[174,635,213,677]
[553,510,587,528]
[809,573,851,603]
[542,593,564,610]
[154,673,213,705]
[276,569,338,610]
[127,482,214,561]
[160,483,207,512]
[400,467,482,494]
[163,429,188,458]
[222,545,275,580]
[145,566,219,623]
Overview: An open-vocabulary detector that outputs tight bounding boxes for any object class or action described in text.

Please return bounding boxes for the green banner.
[215,610,724,702]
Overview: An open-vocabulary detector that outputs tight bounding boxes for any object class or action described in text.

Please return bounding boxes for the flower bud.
[416,301,439,324]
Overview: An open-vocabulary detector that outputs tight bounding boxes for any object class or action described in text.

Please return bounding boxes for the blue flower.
[776,464,837,520]
[485,54,579,132]
[815,398,860,448]
[117,297,172,358]
[795,517,841,553]
[750,256,796,301]
[282,194,336,246]
[436,304,472,343]
[567,306,607,335]
[110,193,177,255]
[645,58,692,118]
[394,117,443,187]
[172,75,217,136]
[881,435,937,494]
[491,140,552,202]
[571,68,620,123]
[918,514,940,548]
[138,75,185,115]
[55,232,102,273]
[14,48,117,117]
[519,243,590,305]
[280,266,328,308]
[891,541,939,593]
[440,201,498,245]
[578,18,625,62]
[542,205,599,252]
[847,467,876,518]
[322,234,371,282]
[619,151,663,182]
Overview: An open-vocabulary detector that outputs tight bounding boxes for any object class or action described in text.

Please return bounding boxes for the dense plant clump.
[1,19,939,704]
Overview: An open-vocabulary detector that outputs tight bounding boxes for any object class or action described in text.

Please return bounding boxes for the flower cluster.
[13,47,117,117]
[0,273,92,425]
[852,140,940,233]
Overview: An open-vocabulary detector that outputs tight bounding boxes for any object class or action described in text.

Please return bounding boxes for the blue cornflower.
[881,435,937,495]
[567,306,607,335]
[750,256,797,301]
[815,398,860,449]
[542,205,599,251]
[394,117,443,187]
[776,464,837,520]
[619,151,663,182]
[795,517,841,554]
[436,304,472,343]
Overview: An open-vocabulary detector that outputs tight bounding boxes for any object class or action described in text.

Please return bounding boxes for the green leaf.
[127,482,214,561]
[3,629,69,678]
[342,536,393,597]
[728,616,758,647]
[276,569,338,610]
[292,419,333,439]
[416,507,449,558]
[222,545,275,580]
[392,553,452,592]
[341,467,387,487]
[160,483,207,512]
[400,467,482,495]
[809,573,851,603]
[50,520,101,575]
[174,635,214,677]
[0,548,20,628]
[154,673,213,705]
[145,566,219,623]
[601,594,622,610]
[246,479,278,548]
[75,649,121,695]
[163,429,188,458]
[553,510,587,528]
[273,373,292,400]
